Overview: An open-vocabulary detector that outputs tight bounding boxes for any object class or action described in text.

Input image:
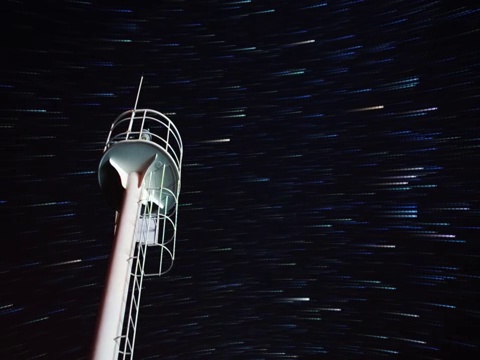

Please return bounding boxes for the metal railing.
[104,109,183,175]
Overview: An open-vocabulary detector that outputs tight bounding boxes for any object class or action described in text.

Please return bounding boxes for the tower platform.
[98,109,182,212]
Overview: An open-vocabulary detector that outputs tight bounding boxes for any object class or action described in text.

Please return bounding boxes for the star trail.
[1,0,480,359]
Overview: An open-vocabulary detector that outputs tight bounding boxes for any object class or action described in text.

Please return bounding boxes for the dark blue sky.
[1,1,479,359]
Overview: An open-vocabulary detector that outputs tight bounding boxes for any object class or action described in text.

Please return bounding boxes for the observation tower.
[91,78,183,360]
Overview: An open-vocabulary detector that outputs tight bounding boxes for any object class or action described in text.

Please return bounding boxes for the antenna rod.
[133,76,144,112]
[127,76,144,135]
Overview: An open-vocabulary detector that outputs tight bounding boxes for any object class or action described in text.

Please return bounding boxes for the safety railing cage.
[104,109,183,175]
[135,167,179,276]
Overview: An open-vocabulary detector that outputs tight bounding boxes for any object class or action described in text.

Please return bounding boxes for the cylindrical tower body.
[92,109,182,360]
[92,172,142,360]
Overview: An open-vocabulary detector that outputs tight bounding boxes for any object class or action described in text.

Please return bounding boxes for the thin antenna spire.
[133,76,144,112]
[127,76,144,134]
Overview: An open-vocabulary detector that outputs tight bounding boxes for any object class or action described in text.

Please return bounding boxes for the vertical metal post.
[91,172,142,360]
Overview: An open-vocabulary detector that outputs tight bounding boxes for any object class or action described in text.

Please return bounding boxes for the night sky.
[1,1,480,359]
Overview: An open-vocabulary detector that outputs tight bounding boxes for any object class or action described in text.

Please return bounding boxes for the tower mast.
[91,79,183,359]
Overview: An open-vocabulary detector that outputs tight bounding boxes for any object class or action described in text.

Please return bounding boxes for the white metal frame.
[105,109,183,176]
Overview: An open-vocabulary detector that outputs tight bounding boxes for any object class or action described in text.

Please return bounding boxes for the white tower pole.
[91,172,141,360]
